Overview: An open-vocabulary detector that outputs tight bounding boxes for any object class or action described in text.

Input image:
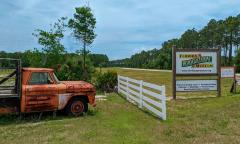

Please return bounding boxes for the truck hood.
[61,81,95,93]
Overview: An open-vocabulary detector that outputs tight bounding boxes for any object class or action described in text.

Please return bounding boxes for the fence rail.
[118,75,166,120]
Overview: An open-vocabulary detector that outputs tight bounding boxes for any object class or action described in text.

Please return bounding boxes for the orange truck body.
[0,67,96,115]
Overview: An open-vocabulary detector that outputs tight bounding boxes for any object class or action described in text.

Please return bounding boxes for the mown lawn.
[0,93,240,144]
[100,67,237,97]
[0,67,240,144]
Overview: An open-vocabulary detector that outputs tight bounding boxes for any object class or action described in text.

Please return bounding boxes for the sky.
[0,0,240,60]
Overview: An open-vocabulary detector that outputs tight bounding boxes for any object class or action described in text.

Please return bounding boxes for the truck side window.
[28,72,53,85]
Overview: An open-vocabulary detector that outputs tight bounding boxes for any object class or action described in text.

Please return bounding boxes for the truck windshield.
[53,73,61,84]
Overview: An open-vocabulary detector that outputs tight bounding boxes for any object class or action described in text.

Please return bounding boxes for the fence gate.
[118,75,166,120]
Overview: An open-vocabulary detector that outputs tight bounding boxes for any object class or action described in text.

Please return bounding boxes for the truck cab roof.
[22,68,54,72]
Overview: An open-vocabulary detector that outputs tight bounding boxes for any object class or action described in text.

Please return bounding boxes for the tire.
[66,99,88,116]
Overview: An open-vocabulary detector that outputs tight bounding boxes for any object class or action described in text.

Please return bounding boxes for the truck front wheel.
[66,99,88,116]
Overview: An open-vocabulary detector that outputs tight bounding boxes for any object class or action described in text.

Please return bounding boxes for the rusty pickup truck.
[0,58,96,116]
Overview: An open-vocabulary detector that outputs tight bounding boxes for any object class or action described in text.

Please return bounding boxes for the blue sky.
[0,0,240,60]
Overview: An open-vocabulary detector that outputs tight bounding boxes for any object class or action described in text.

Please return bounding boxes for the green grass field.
[1,93,240,144]
[0,68,240,144]
[100,67,237,98]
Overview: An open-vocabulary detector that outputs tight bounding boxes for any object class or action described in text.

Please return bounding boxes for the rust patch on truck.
[58,94,71,110]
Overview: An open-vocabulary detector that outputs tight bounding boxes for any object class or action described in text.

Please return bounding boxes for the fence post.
[139,80,143,108]
[117,75,120,93]
[161,86,167,120]
[126,77,129,100]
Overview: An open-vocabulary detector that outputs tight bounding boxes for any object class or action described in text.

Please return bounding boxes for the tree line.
[0,51,108,68]
[109,14,240,70]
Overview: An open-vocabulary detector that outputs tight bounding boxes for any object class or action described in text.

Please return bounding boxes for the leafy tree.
[180,28,199,49]
[225,16,239,65]
[24,49,43,67]
[56,54,95,82]
[88,54,109,67]
[33,17,67,68]
[68,6,97,73]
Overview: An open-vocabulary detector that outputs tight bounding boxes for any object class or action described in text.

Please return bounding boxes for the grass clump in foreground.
[0,93,240,144]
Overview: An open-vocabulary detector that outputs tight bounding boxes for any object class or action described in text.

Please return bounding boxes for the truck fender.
[58,94,89,110]
[58,94,72,110]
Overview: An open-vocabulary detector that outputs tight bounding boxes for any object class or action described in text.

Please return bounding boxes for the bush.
[94,71,118,92]
[55,58,95,82]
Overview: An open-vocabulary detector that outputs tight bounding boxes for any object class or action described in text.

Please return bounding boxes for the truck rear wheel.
[66,99,88,116]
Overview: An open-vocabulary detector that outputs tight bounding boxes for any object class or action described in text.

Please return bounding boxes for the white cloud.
[0,0,240,60]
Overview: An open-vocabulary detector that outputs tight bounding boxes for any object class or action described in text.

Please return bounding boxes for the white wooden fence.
[118,75,166,120]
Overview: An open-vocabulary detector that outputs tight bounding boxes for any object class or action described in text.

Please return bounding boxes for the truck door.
[24,72,58,112]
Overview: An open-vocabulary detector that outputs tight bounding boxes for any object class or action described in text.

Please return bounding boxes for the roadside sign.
[221,67,235,78]
[172,48,221,99]
[176,80,218,92]
[176,52,217,74]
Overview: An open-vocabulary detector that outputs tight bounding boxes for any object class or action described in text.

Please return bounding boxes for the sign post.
[172,47,177,99]
[172,47,221,99]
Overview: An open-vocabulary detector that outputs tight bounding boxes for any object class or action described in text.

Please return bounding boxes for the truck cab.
[0,59,96,116]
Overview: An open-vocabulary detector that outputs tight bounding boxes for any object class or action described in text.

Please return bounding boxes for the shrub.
[55,58,95,82]
[94,71,118,92]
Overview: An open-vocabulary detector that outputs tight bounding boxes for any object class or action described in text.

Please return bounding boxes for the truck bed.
[0,58,21,99]
[0,86,18,98]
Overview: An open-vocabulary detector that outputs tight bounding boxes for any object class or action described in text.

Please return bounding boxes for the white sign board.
[176,52,217,74]
[221,67,235,78]
[176,80,218,92]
